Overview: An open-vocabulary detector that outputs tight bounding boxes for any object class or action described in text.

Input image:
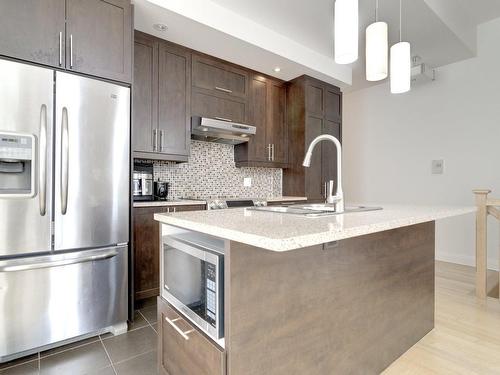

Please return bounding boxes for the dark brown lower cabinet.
[133,204,205,303]
[158,298,225,375]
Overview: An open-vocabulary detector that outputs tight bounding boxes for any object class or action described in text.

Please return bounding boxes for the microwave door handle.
[39,104,47,216]
[61,107,69,215]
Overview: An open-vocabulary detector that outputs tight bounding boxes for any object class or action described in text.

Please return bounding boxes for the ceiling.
[135,0,500,91]
[210,0,335,58]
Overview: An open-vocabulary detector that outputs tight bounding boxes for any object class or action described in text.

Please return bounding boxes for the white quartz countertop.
[154,204,475,251]
[134,199,206,208]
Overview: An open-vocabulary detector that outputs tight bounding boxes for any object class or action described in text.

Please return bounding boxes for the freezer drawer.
[0,246,128,362]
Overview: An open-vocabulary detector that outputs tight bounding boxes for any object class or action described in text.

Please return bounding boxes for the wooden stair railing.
[473,189,500,299]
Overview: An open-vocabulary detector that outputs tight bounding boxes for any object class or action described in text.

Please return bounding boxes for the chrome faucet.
[302,134,344,213]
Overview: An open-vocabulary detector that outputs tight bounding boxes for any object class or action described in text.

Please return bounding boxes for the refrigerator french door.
[0,60,53,256]
[0,59,130,362]
[54,72,130,250]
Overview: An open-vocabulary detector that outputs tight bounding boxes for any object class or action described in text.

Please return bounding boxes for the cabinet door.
[0,0,65,68]
[133,33,157,153]
[268,81,288,164]
[133,207,168,301]
[192,91,246,124]
[322,120,341,193]
[324,88,342,123]
[158,43,191,156]
[246,76,269,162]
[66,0,132,83]
[158,299,225,375]
[305,116,324,201]
[192,54,248,100]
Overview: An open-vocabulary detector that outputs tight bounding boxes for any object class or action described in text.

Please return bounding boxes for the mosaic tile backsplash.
[142,140,282,200]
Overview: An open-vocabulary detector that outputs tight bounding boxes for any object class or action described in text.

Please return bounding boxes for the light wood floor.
[383,261,500,375]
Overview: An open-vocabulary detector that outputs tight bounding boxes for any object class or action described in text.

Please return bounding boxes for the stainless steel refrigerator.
[0,59,130,362]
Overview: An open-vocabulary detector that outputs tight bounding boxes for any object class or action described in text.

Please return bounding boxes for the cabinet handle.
[153,129,158,152]
[165,317,194,340]
[159,130,164,152]
[324,182,327,199]
[214,116,232,123]
[215,86,232,94]
[58,32,63,66]
[69,34,74,68]
[267,144,271,161]
[173,207,176,213]
[271,144,275,161]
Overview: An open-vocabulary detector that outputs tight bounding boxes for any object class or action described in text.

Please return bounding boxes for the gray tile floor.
[0,302,159,375]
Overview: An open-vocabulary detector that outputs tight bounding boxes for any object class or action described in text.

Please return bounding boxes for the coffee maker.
[133,161,153,201]
[153,180,169,200]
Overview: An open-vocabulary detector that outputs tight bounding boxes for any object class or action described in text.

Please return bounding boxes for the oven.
[161,225,225,344]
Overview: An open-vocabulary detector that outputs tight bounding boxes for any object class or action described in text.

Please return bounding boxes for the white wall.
[343,17,500,270]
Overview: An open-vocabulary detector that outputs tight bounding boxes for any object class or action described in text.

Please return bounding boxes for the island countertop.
[154,205,475,251]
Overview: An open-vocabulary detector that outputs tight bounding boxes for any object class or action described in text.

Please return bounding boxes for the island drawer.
[158,298,225,375]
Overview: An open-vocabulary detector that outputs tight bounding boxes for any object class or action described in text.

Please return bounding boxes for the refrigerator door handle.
[61,107,69,215]
[39,104,47,216]
[0,249,119,272]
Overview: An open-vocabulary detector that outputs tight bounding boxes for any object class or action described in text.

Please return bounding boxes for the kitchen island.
[154,205,474,375]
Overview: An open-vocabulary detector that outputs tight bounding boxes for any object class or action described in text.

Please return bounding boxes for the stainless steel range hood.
[191,116,256,145]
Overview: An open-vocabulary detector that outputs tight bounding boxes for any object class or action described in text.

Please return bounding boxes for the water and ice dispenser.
[0,132,36,197]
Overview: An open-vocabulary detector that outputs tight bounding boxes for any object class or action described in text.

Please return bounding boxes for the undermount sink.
[247,205,383,218]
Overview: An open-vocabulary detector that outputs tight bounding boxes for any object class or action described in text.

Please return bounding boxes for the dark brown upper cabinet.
[234,75,288,168]
[192,54,248,100]
[158,43,191,156]
[133,32,157,154]
[65,0,132,83]
[0,0,132,83]
[0,0,66,68]
[133,31,191,162]
[191,53,248,124]
[283,75,342,201]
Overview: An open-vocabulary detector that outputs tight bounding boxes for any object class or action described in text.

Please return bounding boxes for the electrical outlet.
[244,177,252,187]
[432,159,444,174]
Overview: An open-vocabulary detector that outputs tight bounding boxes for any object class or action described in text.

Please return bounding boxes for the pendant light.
[390,0,411,93]
[334,0,359,64]
[366,0,388,81]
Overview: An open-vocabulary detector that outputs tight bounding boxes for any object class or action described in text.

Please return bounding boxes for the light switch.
[244,177,252,187]
[432,159,444,174]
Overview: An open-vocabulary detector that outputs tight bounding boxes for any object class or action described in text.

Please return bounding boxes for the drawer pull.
[165,317,194,340]
[215,86,233,93]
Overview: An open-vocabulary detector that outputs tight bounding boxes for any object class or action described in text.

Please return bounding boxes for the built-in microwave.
[161,225,225,345]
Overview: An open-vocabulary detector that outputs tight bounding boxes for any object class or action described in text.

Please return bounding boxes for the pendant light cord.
[375,0,378,22]
[399,0,402,42]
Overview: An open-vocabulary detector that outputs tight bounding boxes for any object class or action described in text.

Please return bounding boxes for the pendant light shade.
[390,0,411,94]
[366,21,388,81]
[334,0,359,64]
[390,42,411,93]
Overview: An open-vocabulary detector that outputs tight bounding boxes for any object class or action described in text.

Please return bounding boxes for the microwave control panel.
[206,263,217,326]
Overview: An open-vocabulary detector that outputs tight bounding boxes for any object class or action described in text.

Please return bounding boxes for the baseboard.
[436,252,499,271]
